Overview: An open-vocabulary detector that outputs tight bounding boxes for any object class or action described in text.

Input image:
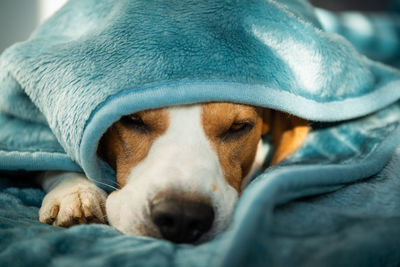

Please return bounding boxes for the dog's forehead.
[201,102,261,114]
[201,103,262,127]
[145,103,261,122]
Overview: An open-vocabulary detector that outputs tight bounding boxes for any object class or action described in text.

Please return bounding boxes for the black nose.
[150,198,214,243]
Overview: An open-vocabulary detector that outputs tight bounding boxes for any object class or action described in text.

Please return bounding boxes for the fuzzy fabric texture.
[1,0,400,185]
[1,0,400,265]
[0,144,400,267]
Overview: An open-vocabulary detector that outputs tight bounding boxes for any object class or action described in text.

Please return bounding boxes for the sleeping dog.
[38,103,309,243]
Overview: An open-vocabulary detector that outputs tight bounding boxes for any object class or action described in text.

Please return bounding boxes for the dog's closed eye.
[220,120,255,142]
[120,114,151,134]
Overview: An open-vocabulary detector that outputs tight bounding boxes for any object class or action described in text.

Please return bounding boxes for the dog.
[38,102,309,243]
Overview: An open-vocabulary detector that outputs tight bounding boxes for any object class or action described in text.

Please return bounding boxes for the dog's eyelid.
[120,114,152,134]
[219,120,254,142]
[129,114,143,121]
[231,121,254,132]
[121,114,145,124]
[232,119,255,126]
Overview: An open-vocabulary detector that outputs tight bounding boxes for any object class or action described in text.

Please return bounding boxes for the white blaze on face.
[106,105,238,239]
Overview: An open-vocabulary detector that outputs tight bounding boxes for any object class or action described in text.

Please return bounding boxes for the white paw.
[39,177,107,227]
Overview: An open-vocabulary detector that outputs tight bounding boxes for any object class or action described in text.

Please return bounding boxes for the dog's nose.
[150,198,214,243]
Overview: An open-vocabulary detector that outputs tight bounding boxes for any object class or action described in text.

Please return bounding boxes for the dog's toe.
[39,204,59,225]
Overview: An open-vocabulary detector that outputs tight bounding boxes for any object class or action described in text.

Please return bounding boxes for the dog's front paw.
[39,177,107,227]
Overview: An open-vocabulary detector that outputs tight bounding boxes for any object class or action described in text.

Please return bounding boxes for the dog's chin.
[105,184,238,243]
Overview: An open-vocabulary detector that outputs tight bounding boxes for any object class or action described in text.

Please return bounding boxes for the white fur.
[39,171,107,225]
[106,105,238,240]
[40,105,265,240]
[241,139,269,191]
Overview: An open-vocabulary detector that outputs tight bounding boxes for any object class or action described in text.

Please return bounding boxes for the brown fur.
[99,108,169,187]
[99,103,310,192]
[201,103,264,192]
[266,111,310,165]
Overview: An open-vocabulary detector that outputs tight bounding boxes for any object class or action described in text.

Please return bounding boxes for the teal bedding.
[0,0,400,266]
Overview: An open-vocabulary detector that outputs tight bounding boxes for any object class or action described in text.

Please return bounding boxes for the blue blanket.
[1,0,400,266]
[1,140,400,267]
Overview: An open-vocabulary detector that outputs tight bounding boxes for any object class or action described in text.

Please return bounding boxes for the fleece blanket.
[1,0,400,266]
[1,144,400,267]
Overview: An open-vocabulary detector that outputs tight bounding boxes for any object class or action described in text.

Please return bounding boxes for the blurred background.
[0,0,67,53]
[310,0,390,11]
[0,0,394,53]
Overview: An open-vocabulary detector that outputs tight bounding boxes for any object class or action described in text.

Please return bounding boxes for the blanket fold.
[1,0,400,266]
[1,0,400,188]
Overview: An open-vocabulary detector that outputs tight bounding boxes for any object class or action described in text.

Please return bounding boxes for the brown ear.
[263,110,310,165]
[262,109,272,135]
[97,125,118,170]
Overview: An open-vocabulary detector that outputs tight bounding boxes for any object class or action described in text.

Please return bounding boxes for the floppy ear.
[262,110,310,165]
[262,109,272,135]
[97,125,118,170]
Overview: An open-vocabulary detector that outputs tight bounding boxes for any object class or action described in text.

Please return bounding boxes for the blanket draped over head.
[1,0,400,266]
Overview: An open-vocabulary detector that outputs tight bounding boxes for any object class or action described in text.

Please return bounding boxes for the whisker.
[114,180,122,188]
[94,180,119,191]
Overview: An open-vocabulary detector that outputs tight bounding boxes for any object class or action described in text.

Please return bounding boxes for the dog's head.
[99,102,308,243]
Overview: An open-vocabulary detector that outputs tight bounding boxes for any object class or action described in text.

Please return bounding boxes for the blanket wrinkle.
[1,0,400,266]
